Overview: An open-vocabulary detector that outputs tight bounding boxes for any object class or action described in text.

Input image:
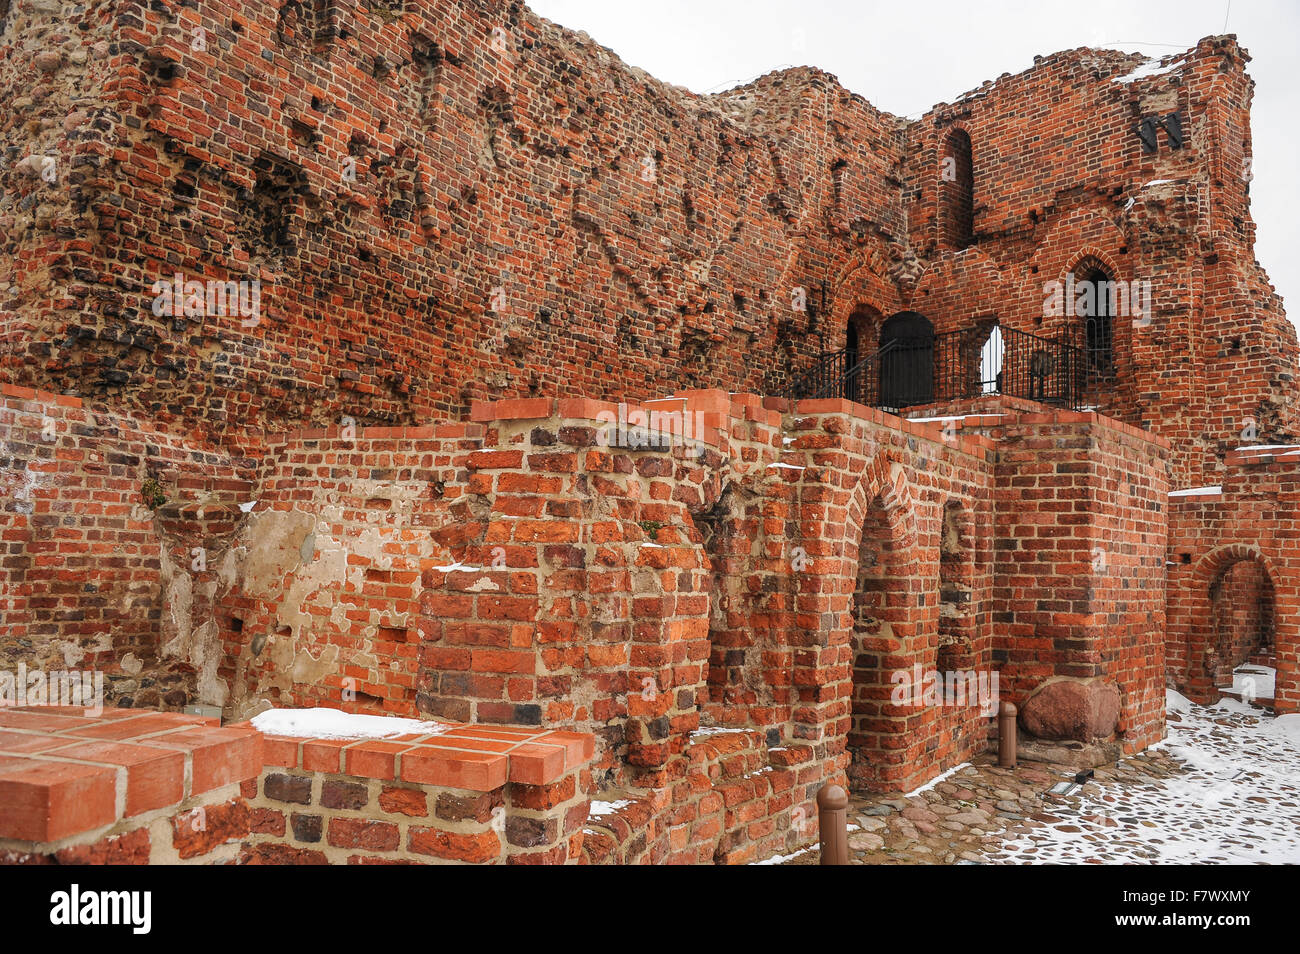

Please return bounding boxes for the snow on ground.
[905,762,970,798]
[250,707,452,740]
[995,691,1300,864]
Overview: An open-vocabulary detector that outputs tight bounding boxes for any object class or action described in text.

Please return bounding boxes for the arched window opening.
[1077,266,1115,385]
[940,129,974,250]
[979,323,1004,395]
[843,306,878,404]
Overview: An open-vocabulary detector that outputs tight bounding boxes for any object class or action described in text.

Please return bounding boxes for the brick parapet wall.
[238,720,594,864]
[0,705,260,863]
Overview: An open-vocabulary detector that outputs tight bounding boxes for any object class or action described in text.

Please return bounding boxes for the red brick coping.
[0,707,256,842]
[0,706,595,845]
[239,720,594,792]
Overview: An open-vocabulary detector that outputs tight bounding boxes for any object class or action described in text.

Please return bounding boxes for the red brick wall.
[0,385,251,711]
[0,0,903,444]
[220,421,475,719]
[990,411,1170,752]
[1167,453,1300,713]
[6,6,1289,497]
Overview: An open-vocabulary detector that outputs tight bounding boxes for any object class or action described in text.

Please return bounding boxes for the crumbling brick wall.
[0,384,254,711]
[0,0,903,446]
[895,38,1298,489]
[3,0,1298,864]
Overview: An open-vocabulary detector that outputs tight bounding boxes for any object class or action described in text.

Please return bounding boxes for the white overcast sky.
[528,0,1300,338]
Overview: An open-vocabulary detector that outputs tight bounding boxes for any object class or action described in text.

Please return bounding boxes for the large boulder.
[1019,677,1121,742]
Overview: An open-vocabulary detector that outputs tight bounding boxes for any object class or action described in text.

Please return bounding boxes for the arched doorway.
[878,311,934,410]
[848,492,912,791]
[1208,557,1276,699]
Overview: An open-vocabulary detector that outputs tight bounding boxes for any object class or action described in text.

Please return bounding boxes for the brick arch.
[1019,210,1129,335]
[844,450,920,556]
[1020,210,1140,418]
[828,244,905,350]
[1183,544,1284,704]
[1061,246,1125,286]
[840,449,931,791]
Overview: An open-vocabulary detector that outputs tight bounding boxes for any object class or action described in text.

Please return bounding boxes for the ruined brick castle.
[0,0,1295,864]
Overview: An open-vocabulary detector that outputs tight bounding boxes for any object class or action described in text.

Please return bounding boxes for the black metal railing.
[932,325,1083,411]
[781,340,900,404]
[784,325,1084,412]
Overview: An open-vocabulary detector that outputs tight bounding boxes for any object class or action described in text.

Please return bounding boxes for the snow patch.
[1169,485,1222,497]
[997,695,1300,863]
[906,761,971,798]
[691,726,750,739]
[1112,57,1184,84]
[251,707,452,740]
[1265,715,1300,751]
[589,799,633,818]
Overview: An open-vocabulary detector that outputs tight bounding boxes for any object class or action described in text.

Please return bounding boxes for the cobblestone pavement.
[775,693,1300,865]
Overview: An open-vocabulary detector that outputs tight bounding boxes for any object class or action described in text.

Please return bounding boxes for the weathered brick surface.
[4,4,1288,487]
[2,0,1298,865]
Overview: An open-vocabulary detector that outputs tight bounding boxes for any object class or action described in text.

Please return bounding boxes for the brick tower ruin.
[1,0,1295,863]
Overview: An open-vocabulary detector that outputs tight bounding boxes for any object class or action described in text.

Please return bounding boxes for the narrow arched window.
[940,129,973,249]
[1078,267,1115,383]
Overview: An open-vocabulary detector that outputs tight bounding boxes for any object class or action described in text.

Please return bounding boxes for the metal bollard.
[817,783,849,865]
[998,700,1017,768]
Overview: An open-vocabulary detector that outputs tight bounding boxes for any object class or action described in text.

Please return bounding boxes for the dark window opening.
[1079,267,1115,383]
[940,129,973,249]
